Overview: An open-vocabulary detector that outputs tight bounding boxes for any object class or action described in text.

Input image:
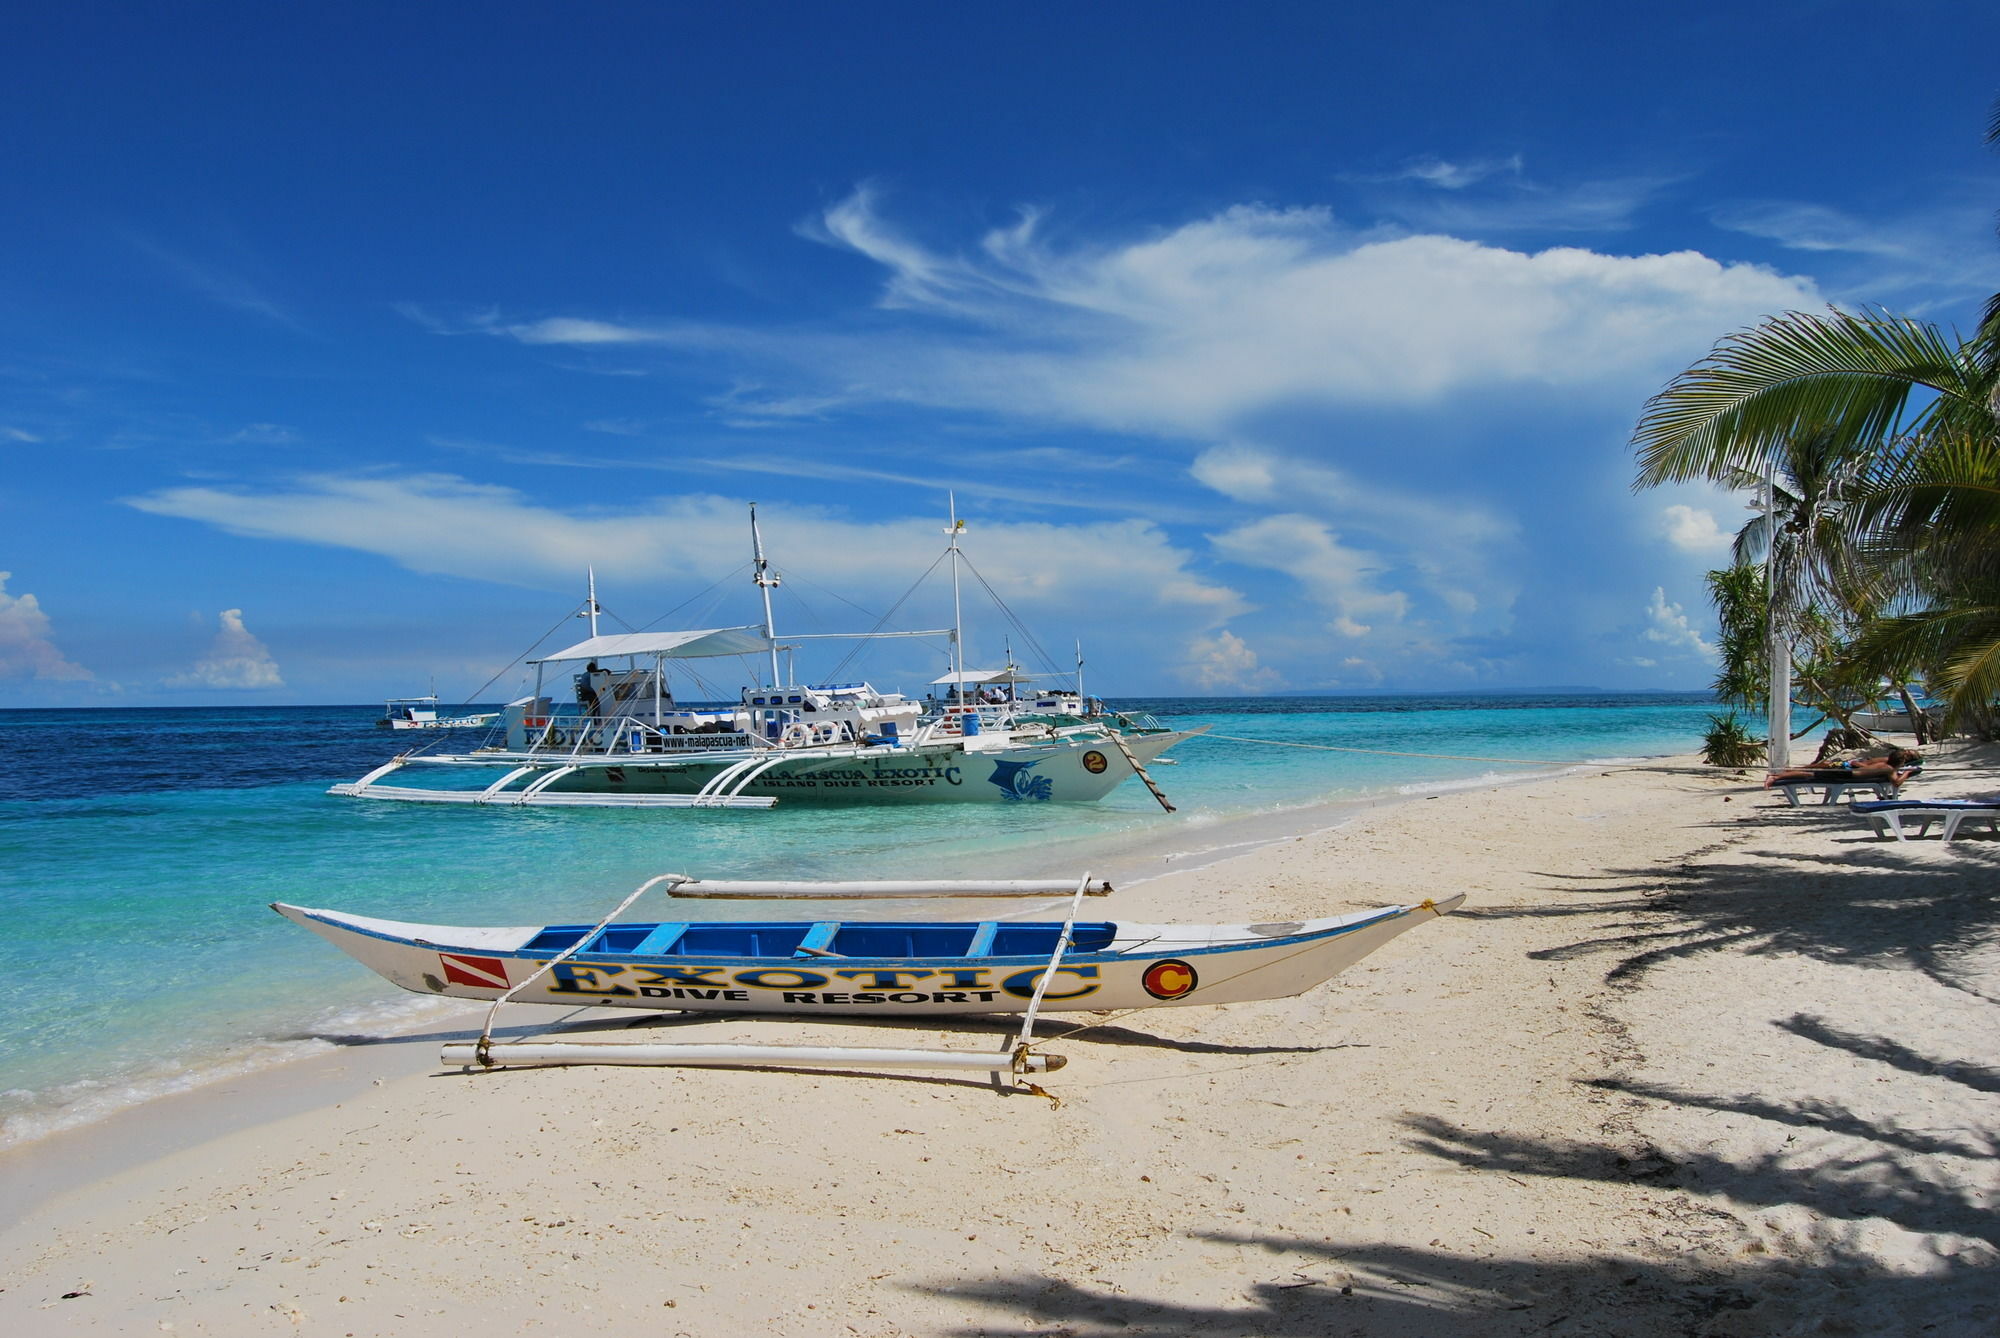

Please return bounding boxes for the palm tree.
[1633,310,2000,728]
[1633,102,2000,730]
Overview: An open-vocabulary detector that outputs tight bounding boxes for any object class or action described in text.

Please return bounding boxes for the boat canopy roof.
[930,668,1036,686]
[531,626,776,665]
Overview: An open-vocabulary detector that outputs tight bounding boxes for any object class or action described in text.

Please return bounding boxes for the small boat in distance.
[377,695,501,731]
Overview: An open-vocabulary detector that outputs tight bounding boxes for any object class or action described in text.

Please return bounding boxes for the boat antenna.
[749,502,783,688]
[945,493,966,705]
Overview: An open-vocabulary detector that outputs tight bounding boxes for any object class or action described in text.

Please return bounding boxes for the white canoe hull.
[273,895,1465,1018]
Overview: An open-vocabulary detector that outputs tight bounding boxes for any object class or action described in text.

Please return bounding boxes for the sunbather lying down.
[1764,748,1921,789]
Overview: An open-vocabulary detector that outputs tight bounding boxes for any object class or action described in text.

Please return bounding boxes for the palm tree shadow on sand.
[890,822,2000,1334]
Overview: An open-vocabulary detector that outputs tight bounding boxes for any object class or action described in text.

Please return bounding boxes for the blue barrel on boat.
[962,712,981,736]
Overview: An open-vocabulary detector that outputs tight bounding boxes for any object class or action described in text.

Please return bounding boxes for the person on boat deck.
[577,662,606,718]
[1764,748,1921,789]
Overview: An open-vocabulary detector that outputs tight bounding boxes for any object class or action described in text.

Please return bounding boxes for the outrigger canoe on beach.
[275,874,1463,1077]
[273,892,1464,1019]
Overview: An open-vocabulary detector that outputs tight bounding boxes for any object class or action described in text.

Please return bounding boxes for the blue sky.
[4,2,1997,705]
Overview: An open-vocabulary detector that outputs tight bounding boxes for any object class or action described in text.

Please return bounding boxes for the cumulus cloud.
[457,190,1820,442]
[1179,630,1282,693]
[1640,587,1713,659]
[167,609,284,690]
[1660,504,1734,553]
[0,573,94,681]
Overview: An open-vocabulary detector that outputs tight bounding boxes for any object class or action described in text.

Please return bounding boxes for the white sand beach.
[2,748,1996,1336]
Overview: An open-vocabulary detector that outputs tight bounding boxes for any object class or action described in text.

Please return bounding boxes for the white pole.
[586,566,599,639]
[946,494,966,708]
[749,503,783,688]
[1764,468,1791,770]
[442,1041,1065,1074]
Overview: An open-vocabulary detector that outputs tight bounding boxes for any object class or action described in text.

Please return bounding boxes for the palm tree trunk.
[1893,682,1930,744]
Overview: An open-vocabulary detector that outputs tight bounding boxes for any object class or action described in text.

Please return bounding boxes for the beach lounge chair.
[1852,797,2000,842]
[1771,766,1921,807]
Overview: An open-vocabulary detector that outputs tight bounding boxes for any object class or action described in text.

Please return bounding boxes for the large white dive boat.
[330,507,1204,810]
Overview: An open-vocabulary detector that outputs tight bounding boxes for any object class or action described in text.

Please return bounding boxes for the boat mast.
[945,494,966,706]
[585,566,600,639]
[749,503,783,688]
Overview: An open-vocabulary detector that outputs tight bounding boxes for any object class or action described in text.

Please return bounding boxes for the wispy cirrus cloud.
[124,474,1247,630]
[1344,154,1525,191]
[1339,155,1686,234]
[122,231,304,331]
[1710,193,2000,309]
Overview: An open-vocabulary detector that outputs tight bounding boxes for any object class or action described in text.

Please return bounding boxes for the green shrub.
[1701,713,1767,767]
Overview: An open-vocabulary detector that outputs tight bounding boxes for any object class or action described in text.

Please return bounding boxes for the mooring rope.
[1190,733,1563,767]
[471,873,692,1065]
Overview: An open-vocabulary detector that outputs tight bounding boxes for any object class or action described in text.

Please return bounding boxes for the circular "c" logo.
[1141,959,1197,999]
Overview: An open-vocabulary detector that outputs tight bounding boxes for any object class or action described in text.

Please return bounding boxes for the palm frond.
[1632,309,1987,488]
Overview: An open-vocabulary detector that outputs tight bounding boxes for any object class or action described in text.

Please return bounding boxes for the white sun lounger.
[1771,776,1911,807]
[1852,798,2000,842]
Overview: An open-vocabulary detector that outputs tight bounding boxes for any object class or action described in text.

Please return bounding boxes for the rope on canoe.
[471,873,693,1065]
[1008,870,1095,1103]
[1191,732,1566,767]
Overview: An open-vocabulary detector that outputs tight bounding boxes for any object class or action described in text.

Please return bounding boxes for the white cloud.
[224,423,300,446]
[1361,155,1526,191]
[3,426,41,443]
[122,231,302,330]
[166,609,284,690]
[1192,445,1519,643]
[125,474,1246,631]
[1710,195,2000,310]
[787,194,1819,435]
[1178,630,1282,692]
[1210,513,1410,631]
[0,573,93,681]
[501,317,663,345]
[1640,587,1713,659]
[1660,503,1734,553]
[461,192,1822,442]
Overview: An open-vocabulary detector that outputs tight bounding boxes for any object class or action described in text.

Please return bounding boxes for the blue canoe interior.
[520,920,1124,960]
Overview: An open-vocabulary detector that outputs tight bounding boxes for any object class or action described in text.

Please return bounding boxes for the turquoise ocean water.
[0,693,1714,1145]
